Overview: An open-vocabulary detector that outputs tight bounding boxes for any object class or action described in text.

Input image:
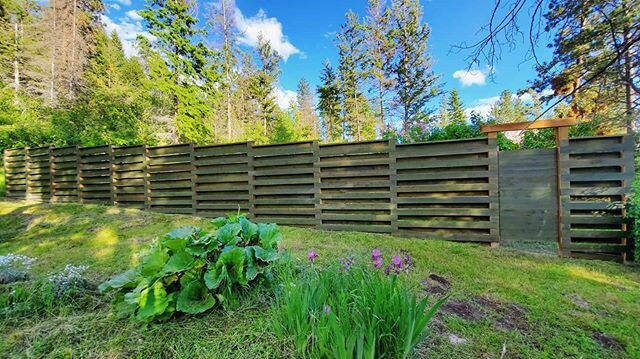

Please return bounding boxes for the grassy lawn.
[0,200,639,358]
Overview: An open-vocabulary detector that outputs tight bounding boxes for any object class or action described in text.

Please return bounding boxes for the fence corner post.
[487,136,500,246]
[312,140,321,229]
[555,127,571,257]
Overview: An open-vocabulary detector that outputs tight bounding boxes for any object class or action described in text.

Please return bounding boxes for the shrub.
[272,250,446,358]
[99,215,282,322]
[0,254,35,284]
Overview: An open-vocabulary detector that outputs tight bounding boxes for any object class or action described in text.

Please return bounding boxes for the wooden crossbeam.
[480,118,577,134]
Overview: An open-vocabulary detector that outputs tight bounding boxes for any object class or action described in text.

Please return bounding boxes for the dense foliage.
[273,249,446,358]
[99,215,281,322]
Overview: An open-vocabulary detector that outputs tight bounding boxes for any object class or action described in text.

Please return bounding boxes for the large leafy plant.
[99,215,281,322]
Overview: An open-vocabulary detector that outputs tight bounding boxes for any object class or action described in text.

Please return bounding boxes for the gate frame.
[481,118,577,257]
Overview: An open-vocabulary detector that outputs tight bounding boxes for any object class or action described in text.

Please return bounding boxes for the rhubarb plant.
[99,215,281,322]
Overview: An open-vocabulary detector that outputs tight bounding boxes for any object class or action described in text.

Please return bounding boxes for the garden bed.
[0,200,639,358]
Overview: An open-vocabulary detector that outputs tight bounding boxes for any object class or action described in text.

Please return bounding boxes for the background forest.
[0,0,637,151]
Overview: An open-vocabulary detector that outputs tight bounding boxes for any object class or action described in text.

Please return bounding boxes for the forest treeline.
[0,0,636,151]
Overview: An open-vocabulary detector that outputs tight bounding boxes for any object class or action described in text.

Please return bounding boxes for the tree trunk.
[49,0,57,103]
[70,0,77,96]
[13,22,19,91]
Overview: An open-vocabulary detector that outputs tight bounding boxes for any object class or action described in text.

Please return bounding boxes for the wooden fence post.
[556,127,570,257]
[313,140,321,228]
[487,137,500,246]
[189,143,196,215]
[247,141,256,220]
[389,138,398,234]
[143,145,150,211]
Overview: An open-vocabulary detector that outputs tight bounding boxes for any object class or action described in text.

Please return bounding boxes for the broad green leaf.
[136,281,169,321]
[165,226,199,240]
[218,246,247,285]
[239,217,258,240]
[204,264,226,290]
[216,223,242,246]
[160,251,196,275]
[211,217,228,229]
[113,292,137,319]
[257,223,281,249]
[162,236,188,253]
[98,269,139,292]
[176,280,216,314]
[253,246,280,263]
[140,247,170,277]
[245,247,258,281]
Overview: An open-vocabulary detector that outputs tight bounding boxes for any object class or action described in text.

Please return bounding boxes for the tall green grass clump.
[273,249,446,358]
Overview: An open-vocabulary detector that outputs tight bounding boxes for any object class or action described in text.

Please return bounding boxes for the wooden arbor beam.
[480,118,577,138]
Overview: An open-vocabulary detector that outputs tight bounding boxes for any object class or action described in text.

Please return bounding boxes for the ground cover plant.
[99,215,281,322]
[0,201,639,358]
[273,249,447,358]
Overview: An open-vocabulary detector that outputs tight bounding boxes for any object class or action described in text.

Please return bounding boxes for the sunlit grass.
[0,200,639,358]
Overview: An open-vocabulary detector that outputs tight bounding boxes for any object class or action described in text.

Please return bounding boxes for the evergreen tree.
[363,0,394,135]
[532,0,639,133]
[447,89,466,125]
[317,59,342,142]
[294,78,319,139]
[209,0,238,141]
[337,10,375,141]
[139,0,216,143]
[389,0,441,132]
[249,36,280,140]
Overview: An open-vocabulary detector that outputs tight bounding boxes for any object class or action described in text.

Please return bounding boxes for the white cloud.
[453,68,488,87]
[101,14,153,57]
[115,0,131,6]
[126,10,143,21]
[235,8,302,61]
[108,3,121,10]
[274,87,296,109]
[465,96,500,116]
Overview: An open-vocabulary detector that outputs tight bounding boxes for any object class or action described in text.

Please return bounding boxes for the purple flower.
[371,248,382,260]
[392,255,403,269]
[373,257,383,268]
[307,250,318,263]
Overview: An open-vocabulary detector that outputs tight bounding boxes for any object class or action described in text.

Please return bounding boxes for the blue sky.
[102,0,553,115]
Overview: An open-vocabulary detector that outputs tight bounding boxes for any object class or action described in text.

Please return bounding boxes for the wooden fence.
[2,135,635,262]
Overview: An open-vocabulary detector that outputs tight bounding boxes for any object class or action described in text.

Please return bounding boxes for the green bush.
[99,215,282,322]
[272,259,446,358]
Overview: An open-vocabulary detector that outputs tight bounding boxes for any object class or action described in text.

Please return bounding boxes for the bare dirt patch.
[421,273,451,295]
[592,332,624,350]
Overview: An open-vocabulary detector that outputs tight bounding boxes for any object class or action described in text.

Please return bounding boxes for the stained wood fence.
[2,135,635,262]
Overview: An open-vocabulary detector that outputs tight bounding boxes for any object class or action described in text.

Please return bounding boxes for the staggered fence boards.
[146,144,193,214]
[3,135,636,261]
[318,140,393,233]
[251,141,316,226]
[3,148,28,198]
[26,147,52,201]
[560,135,635,262]
[112,145,146,208]
[51,146,79,202]
[193,143,250,217]
[78,145,112,204]
[395,138,498,242]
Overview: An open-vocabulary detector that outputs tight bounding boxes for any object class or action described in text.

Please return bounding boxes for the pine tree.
[209,0,238,141]
[363,0,394,135]
[139,0,216,143]
[533,0,639,133]
[489,89,533,123]
[317,60,342,142]
[447,89,466,125]
[389,0,441,132]
[294,78,319,139]
[249,36,280,140]
[337,10,375,141]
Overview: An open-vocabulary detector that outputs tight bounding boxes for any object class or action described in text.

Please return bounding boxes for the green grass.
[0,201,639,358]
